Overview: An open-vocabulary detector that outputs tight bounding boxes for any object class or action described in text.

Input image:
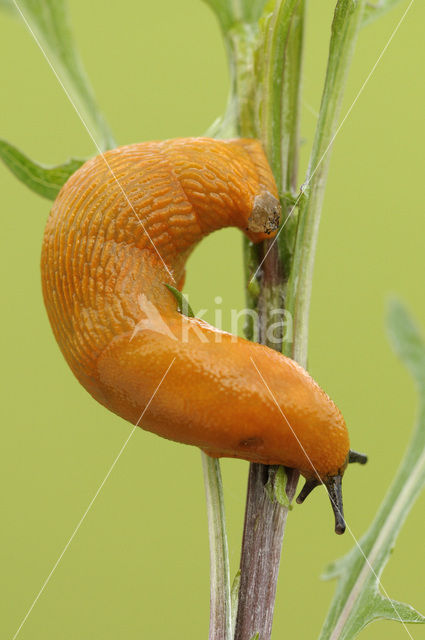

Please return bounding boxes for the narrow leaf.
[0,138,83,199]
[372,594,425,624]
[13,0,115,150]
[164,284,195,318]
[318,300,425,639]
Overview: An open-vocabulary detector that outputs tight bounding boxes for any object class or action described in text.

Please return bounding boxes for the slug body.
[41,138,357,532]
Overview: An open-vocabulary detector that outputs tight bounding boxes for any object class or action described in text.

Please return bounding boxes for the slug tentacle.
[296,477,320,504]
[348,449,368,464]
[325,476,346,535]
[41,137,364,533]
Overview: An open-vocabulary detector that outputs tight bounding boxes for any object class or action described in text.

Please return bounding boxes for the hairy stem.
[236,0,366,636]
[234,465,299,640]
[235,2,305,639]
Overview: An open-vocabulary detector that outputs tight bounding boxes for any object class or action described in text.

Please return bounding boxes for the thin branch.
[234,465,299,640]
[285,0,366,367]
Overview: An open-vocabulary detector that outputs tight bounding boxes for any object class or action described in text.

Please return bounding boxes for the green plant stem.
[285,0,366,367]
[201,452,232,640]
[260,0,304,195]
[236,0,367,636]
[204,1,367,637]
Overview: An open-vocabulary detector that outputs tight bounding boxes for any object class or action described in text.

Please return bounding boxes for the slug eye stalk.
[326,475,346,535]
[296,477,320,504]
[296,476,345,535]
[348,449,368,464]
[295,449,368,534]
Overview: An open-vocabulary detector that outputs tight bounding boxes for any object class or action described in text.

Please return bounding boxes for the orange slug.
[41,137,366,534]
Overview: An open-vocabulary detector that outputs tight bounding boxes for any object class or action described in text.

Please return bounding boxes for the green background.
[1,1,424,638]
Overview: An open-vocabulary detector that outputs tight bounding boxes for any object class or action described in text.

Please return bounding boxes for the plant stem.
[285,0,366,367]
[236,0,366,636]
[202,452,233,640]
[235,3,305,639]
[234,465,299,640]
[204,0,366,636]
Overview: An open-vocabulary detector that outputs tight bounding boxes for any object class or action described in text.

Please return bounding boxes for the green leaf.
[318,300,425,639]
[362,0,405,27]
[285,0,365,364]
[372,594,425,624]
[12,0,115,151]
[264,466,293,508]
[250,633,260,640]
[164,284,195,318]
[273,466,293,509]
[0,138,83,200]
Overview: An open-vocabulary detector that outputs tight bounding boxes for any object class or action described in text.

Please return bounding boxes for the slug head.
[246,191,281,240]
[296,449,368,535]
[226,138,282,242]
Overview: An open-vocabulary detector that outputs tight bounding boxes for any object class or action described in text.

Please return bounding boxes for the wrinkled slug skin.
[41,137,349,480]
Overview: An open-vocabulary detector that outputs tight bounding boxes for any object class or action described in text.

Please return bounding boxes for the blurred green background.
[1,1,424,638]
